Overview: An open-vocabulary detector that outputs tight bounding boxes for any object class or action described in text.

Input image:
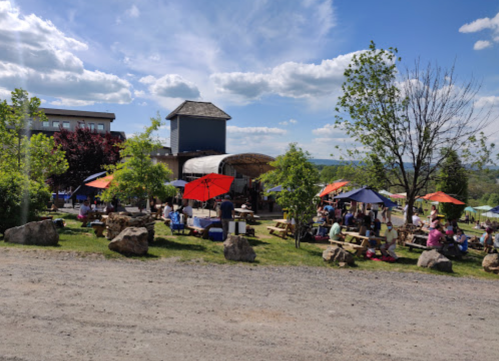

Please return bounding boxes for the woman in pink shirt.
[427,224,445,249]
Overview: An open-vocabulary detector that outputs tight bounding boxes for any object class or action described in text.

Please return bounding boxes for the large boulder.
[482,254,499,274]
[417,249,453,273]
[108,227,148,256]
[223,235,256,262]
[4,219,59,246]
[322,246,355,266]
[106,213,155,242]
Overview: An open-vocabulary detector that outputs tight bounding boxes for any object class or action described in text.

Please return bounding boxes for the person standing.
[219,195,235,241]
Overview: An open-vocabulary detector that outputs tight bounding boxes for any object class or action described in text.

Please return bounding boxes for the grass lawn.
[0,212,497,280]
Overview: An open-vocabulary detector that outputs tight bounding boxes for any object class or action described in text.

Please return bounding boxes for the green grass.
[0,212,497,280]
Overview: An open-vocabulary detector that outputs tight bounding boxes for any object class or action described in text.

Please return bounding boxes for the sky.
[1,0,498,158]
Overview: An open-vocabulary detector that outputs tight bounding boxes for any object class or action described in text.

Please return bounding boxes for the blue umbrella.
[464,206,477,213]
[333,186,398,207]
[489,205,499,214]
[83,171,107,183]
[267,185,283,192]
[166,179,188,188]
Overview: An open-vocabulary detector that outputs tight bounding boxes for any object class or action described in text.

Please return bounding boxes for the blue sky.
[1,0,498,158]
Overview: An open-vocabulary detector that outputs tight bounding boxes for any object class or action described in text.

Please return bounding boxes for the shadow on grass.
[152,237,207,252]
[394,257,418,266]
[246,238,270,246]
[59,227,93,235]
[305,248,323,257]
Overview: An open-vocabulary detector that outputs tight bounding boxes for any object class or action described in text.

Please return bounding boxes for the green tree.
[436,150,468,220]
[0,88,47,171]
[260,143,320,248]
[24,133,68,183]
[101,114,176,210]
[336,41,493,224]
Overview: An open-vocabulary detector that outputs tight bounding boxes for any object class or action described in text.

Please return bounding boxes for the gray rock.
[482,254,499,274]
[223,235,256,262]
[108,227,148,256]
[322,246,355,266]
[4,220,59,246]
[417,249,453,273]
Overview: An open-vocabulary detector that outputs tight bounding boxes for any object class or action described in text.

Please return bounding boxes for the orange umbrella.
[86,174,114,189]
[421,191,465,205]
[319,181,349,198]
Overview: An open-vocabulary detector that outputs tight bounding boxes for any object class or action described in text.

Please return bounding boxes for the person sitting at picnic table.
[480,227,494,253]
[179,200,193,220]
[373,218,381,237]
[412,212,422,227]
[241,198,252,210]
[328,218,345,243]
[78,200,92,227]
[163,201,173,219]
[454,228,468,253]
[380,221,398,260]
[344,211,354,227]
[474,220,482,229]
[316,205,329,224]
[429,204,438,221]
[427,224,446,250]
[103,202,114,215]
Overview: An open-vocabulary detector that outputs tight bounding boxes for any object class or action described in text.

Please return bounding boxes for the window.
[52,121,60,128]
[89,123,95,130]
[42,121,49,127]
[97,123,105,131]
[63,121,70,129]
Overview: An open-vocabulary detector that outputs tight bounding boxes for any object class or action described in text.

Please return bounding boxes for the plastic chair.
[169,211,185,235]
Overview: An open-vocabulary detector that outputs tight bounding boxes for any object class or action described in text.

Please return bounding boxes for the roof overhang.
[183,153,275,178]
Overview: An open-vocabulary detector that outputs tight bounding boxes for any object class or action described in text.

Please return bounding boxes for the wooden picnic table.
[267,219,294,239]
[234,208,260,222]
[339,231,385,256]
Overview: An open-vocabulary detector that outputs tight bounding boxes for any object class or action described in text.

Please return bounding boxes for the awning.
[182,153,274,178]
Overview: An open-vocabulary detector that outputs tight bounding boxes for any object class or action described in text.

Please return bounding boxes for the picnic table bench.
[267,219,294,239]
[405,234,431,251]
[340,231,384,256]
[234,208,260,223]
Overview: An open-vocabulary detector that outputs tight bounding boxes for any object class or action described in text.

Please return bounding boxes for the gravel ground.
[1,248,498,361]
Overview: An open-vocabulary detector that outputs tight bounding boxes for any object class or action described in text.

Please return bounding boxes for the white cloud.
[473,40,492,50]
[125,5,140,18]
[139,74,200,99]
[289,118,298,124]
[0,0,132,105]
[51,98,95,106]
[279,118,298,126]
[459,12,499,33]
[459,12,499,50]
[476,96,499,108]
[227,125,287,136]
[211,51,361,101]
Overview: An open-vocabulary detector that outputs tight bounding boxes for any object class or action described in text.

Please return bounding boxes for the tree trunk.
[295,219,301,248]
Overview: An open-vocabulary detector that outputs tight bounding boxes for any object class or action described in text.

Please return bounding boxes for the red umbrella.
[183,173,235,202]
[319,181,349,198]
[86,174,114,189]
[421,191,465,205]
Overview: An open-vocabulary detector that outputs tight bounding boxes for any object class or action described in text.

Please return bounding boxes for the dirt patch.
[0,248,498,361]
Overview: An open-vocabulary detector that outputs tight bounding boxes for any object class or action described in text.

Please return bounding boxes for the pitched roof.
[39,108,115,121]
[166,101,231,120]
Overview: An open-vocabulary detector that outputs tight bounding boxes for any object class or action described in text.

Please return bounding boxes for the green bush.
[0,172,51,234]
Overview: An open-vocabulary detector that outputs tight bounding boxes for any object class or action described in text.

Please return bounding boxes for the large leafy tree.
[50,126,123,190]
[24,133,68,184]
[101,115,176,210]
[260,143,320,248]
[436,150,468,220]
[336,41,493,223]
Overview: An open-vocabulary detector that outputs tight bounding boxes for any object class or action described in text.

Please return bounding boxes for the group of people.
[77,199,115,227]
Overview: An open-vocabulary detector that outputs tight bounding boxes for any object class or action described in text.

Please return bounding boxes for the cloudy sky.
[1,0,498,158]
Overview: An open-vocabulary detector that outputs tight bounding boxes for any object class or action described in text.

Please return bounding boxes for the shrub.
[0,172,51,234]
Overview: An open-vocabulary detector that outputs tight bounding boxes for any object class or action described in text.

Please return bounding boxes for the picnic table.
[334,231,384,256]
[186,217,222,239]
[405,234,430,251]
[234,208,260,222]
[267,219,294,239]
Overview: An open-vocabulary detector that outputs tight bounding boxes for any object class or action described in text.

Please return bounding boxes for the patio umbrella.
[267,185,283,192]
[474,205,493,211]
[333,186,398,207]
[319,181,349,198]
[86,174,114,189]
[464,206,477,213]
[183,173,234,202]
[482,211,499,219]
[379,190,393,196]
[421,191,465,205]
[166,179,188,188]
[489,205,499,214]
[389,194,406,199]
[83,171,107,183]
